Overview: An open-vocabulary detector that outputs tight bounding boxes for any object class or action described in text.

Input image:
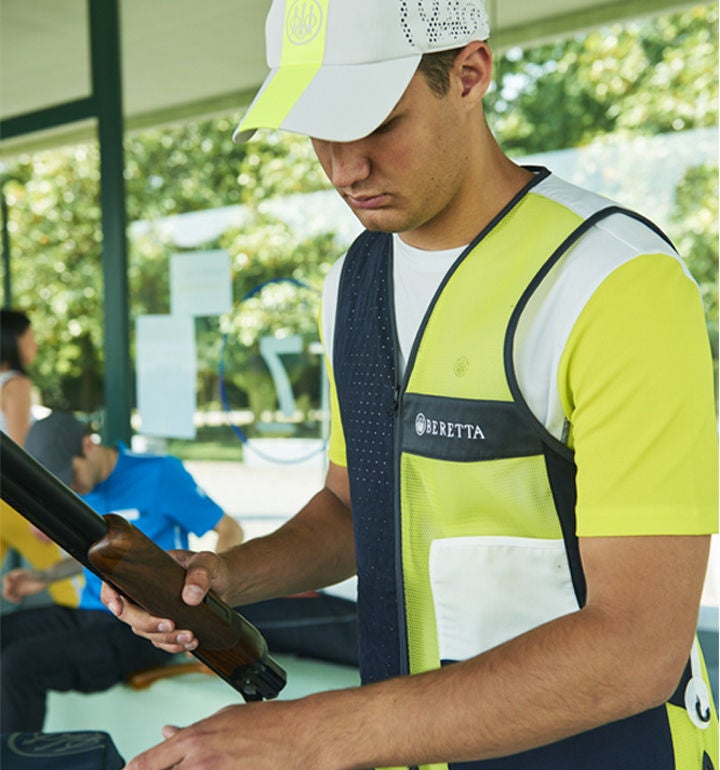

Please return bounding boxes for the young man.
[0,411,245,733]
[105,2,718,768]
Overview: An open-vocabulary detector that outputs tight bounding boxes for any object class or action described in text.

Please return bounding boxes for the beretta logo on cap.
[286,0,324,45]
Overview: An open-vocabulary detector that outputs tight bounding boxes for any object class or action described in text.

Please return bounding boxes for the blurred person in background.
[1,308,38,445]
[0,309,77,609]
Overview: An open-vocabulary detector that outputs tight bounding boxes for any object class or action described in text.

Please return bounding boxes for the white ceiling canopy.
[0,0,698,153]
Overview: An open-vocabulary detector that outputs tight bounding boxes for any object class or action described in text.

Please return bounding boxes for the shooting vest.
[332,170,718,770]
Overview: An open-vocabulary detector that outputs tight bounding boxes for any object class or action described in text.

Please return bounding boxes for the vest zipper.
[387,384,401,415]
[387,254,411,678]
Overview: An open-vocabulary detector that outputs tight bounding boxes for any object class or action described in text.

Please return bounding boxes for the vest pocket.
[429,536,579,662]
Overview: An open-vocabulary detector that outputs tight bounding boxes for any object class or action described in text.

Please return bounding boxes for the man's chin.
[349,209,405,235]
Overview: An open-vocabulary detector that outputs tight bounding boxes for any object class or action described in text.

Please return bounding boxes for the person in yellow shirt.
[1,309,79,608]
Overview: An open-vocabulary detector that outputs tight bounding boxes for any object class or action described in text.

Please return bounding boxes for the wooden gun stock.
[88,513,285,700]
[0,432,286,701]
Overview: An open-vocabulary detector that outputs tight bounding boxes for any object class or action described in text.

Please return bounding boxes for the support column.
[89,0,132,444]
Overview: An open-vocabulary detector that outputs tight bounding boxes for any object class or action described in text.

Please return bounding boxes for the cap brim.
[233,55,421,143]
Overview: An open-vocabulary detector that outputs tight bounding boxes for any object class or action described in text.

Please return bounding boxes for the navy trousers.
[242,594,358,667]
[0,606,170,733]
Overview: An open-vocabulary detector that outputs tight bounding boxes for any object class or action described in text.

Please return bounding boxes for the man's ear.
[80,434,97,456]
[455,40,493,102]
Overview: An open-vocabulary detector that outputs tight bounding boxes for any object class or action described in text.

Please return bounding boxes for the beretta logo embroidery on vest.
[415,412,486,440]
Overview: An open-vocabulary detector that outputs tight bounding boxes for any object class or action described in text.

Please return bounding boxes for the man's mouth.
[345,192,389,210]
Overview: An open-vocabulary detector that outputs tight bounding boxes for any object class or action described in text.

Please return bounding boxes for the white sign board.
[170,250,232,317]
[136,315,197,438]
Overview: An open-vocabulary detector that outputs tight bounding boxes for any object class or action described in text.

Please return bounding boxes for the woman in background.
[1,308,38,445]
[0,309,79,609]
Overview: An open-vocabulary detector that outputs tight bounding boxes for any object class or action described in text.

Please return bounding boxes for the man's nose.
[322,140,371,189]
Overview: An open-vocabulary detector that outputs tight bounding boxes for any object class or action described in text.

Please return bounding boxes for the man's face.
[311,70,473,249]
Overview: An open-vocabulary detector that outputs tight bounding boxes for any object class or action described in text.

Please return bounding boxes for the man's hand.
[2,567,47,602]
[100,548,233,653]
[3,557,81,602]
[125,698,337,770]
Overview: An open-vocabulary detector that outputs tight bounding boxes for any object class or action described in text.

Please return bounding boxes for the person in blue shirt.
[0,412,244,732]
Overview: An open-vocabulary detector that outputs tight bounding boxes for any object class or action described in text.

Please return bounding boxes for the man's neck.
[400,148,535,251]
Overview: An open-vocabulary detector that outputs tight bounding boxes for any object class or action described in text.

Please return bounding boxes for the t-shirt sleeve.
[160,457,225,536]
[326,356,348,467]
[560,253,718,537]
[319,289,348,468]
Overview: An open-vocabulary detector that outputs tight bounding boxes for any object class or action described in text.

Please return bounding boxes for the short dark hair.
[418,48,464,97]
[1,309,32,374]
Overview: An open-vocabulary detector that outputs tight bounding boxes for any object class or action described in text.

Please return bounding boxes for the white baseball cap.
[233,0,490,143]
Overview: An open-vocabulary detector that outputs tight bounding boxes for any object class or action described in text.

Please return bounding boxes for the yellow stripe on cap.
[282,0,329,64]
[240,0,329,132]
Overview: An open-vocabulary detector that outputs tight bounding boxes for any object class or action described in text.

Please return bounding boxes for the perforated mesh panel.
[334,231,404,683]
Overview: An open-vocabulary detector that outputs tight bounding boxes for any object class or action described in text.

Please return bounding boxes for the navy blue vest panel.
[333,231,406,684]
[542,447,586,607]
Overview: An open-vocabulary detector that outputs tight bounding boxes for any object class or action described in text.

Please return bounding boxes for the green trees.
[488,5,718,152]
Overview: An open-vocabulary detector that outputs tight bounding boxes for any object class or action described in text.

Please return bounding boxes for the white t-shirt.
[322,234,463,374]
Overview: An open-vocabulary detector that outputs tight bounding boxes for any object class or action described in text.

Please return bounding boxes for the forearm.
[214,514,245,552]
[4,410,31,446]
[3,379,32,445]
[306,605,683,769]
[34,557,82,584]
[221,485,356,606]
[3,557,82,602]
[305,535,708,769]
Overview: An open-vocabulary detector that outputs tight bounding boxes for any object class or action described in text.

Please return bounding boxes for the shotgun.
[0,432,286,702]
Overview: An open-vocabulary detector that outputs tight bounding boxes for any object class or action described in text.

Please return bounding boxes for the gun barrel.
[0,432,107,566]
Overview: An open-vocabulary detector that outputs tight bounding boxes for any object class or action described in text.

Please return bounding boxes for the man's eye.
[374,117,397,135]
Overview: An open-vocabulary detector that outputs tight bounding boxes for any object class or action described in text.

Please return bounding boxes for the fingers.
[99,580,128,618]
[161,725,181,740]
[3,584,19,602]
[180,551,224,605]
[2,570,27,602]
[100,581,200,653]
[127,729,186,770]
[97,549,220,653]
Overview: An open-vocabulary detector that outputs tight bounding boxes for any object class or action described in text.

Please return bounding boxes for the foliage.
[488,5,718,154]
[670,163,719,380]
